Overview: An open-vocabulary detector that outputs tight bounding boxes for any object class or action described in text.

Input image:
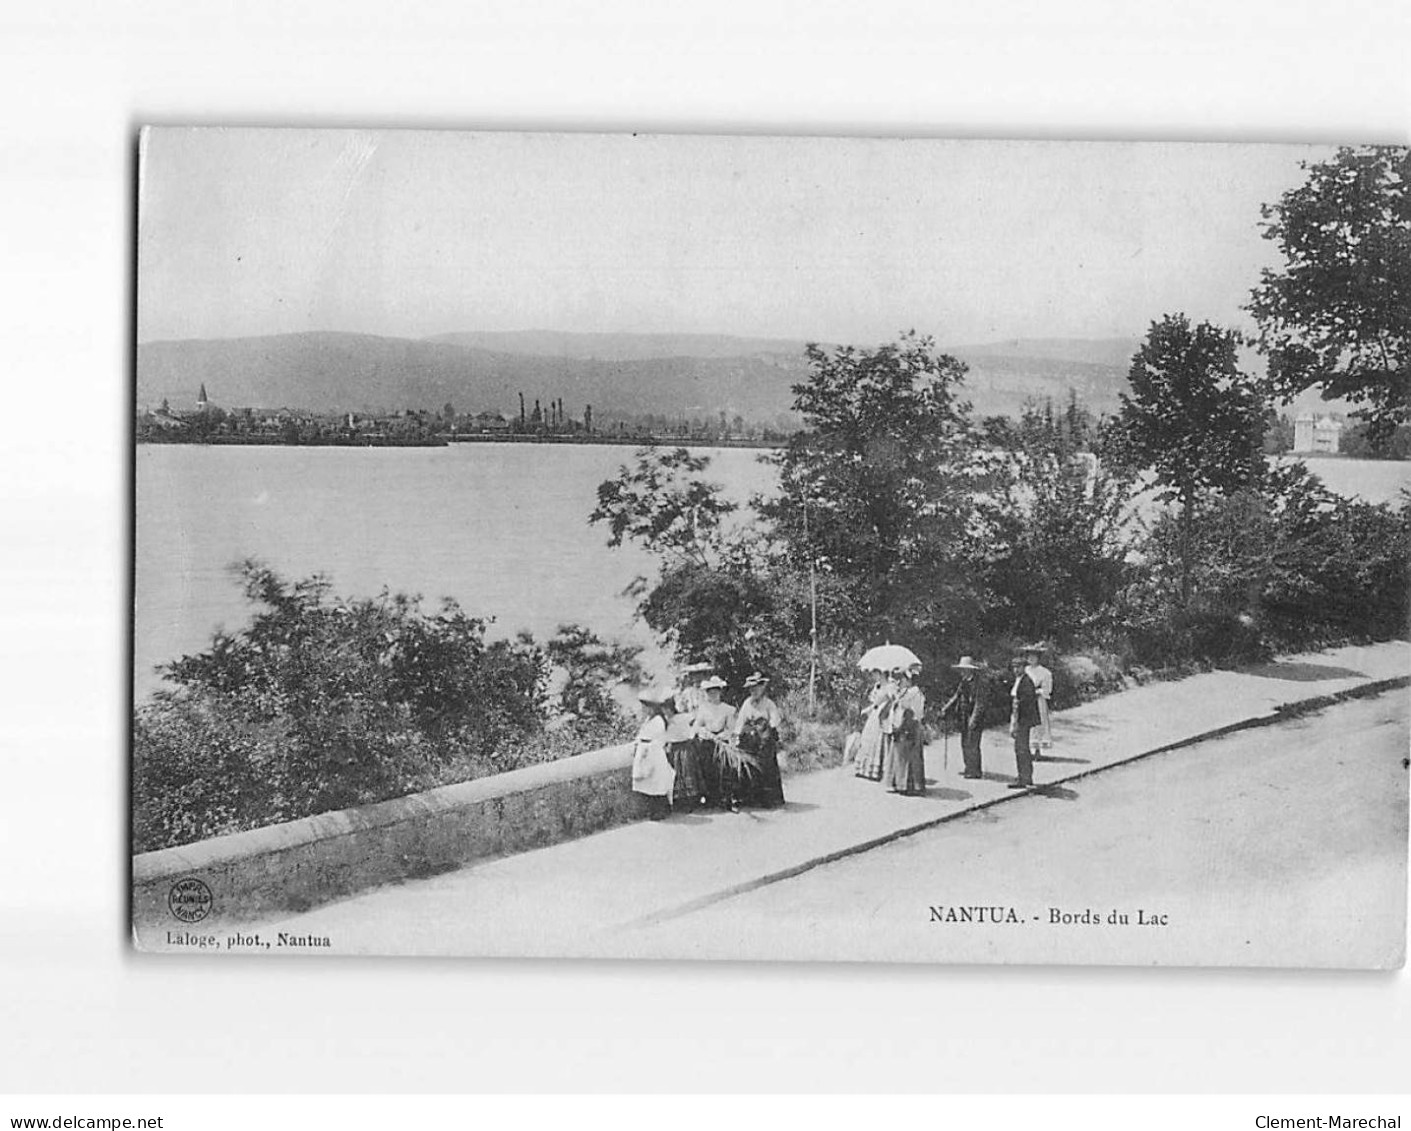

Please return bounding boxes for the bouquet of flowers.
[709,734,761,781]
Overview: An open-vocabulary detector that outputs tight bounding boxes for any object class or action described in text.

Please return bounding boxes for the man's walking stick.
[942,718,949,775]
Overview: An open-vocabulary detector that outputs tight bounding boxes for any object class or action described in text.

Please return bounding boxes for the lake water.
[134,443,777,700]
[133,445,1409,701]
[1271,455,1411,504]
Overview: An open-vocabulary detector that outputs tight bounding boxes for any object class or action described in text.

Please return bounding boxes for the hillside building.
[1293,412,1343,454]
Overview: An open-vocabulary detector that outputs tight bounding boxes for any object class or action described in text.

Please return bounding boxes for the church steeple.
[197,383,209,411]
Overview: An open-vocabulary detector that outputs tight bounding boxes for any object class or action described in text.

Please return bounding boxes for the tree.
[544,624,643,723]
[589,447,738,567]
[1262,412,1295,455]
[757,332,986,644]
[1247,146,1410,447]
[1341,419,1411,460]
[1112,314,1270,605]
[978,398,1137,644]
[588,447,792,689]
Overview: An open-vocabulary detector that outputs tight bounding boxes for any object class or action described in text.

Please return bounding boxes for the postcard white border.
[3,0,1408,1095]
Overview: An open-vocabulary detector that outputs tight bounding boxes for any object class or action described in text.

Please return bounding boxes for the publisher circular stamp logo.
[168,877,213,923]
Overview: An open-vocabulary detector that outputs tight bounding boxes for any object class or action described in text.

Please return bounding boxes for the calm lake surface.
[133,446,1409,701]
[134,444,777,700]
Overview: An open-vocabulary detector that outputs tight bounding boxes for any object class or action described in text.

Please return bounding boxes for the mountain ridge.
[136,330,1140,422]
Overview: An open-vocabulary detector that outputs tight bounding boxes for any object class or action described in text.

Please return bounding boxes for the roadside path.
[248,641,1409,959]
[633,691,1408,968]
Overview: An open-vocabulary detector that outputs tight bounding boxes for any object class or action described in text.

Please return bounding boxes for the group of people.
[851,663,929,795]
[630,665,786,820]
[855,644,1055,792]
[631,642,1058,821]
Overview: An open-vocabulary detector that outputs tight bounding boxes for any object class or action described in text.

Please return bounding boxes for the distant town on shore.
[137,380,1409,459]
[135,384,795,449]
[133,328,1409,456]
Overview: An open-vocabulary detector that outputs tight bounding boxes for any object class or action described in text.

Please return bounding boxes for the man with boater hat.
[941,656,990,780]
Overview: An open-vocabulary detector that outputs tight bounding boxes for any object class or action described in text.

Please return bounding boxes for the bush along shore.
[132,562,644,853]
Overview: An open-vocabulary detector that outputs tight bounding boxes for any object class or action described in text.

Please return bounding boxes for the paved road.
[238,651,1408,966]
[630,692,1409,968]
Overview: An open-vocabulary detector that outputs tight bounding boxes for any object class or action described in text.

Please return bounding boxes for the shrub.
[778,710,850,776]
[1113,467,1410,668]
[132,562,642,852]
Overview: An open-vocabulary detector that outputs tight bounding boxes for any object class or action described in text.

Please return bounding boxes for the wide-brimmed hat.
[700,675,727,691]
[637,685,677,705]
[952,656,982,670]
[743,671,769,687]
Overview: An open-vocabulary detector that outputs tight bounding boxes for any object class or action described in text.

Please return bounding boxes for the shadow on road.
[1053,717,1109,734]
[920,786,973,802]
[1244,660,1367,682]
[1032,754,1090,765]
[1029,784,1080,801]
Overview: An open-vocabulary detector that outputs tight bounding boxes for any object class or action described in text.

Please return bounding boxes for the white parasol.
[858,644,922,671]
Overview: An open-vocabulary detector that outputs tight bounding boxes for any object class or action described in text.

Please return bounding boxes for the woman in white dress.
[1023,644,1054,752]
[854,668,893,781]
[881,664,927,796]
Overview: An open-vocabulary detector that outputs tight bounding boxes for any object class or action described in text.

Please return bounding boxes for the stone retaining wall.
[132,742,637,929]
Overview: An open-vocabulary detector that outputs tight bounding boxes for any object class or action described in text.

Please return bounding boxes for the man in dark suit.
[1007,654,1041,789]
[941,656,990,779]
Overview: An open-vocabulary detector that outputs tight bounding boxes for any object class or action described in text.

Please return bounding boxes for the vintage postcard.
[131,128,1410,966]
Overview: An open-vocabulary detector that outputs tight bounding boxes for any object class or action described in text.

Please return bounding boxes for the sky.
[137,128,1335,348]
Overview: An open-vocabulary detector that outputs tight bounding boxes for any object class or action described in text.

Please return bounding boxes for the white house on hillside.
[1293,412,1343,454]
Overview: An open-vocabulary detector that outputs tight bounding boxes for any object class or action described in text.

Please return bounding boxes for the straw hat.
[952,656,982,670]
[700,675,727,691]
[637,685,677,705]
[743,671,769,688]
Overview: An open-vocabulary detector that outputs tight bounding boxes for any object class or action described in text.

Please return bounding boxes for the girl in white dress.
[631,687,677,820]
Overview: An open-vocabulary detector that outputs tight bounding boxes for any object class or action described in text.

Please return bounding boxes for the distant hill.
[427,330,813,362]
[949,337,1141,370]
[136,330,1138,422]
[136,331,812,424]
